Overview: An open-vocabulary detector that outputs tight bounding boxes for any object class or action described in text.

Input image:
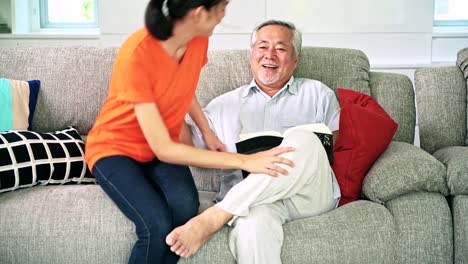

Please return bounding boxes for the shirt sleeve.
[321,83,341,132]
[114,56,154,103]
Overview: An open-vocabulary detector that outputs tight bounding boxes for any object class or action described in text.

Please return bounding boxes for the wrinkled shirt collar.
[241,76,297,98]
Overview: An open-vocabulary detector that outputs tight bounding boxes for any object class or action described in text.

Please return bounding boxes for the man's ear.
[293,55,300,68]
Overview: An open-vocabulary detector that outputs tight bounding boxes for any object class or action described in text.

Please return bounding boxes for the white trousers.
[215,128,336,264]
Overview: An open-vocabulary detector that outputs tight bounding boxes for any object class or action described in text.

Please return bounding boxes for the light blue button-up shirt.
[188,76,341,203]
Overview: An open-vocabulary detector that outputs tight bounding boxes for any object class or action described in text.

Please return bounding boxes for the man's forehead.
[256,39,291,46]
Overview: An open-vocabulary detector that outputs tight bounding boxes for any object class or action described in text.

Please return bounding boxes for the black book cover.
[235,124,334,178]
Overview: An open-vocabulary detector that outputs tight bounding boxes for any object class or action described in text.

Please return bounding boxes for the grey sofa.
[415,47,468,264]
[0,46,452,264]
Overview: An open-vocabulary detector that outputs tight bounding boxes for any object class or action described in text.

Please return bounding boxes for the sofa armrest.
[362,142,448,204]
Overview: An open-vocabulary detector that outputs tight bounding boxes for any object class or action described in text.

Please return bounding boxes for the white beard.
[258,74,279,86]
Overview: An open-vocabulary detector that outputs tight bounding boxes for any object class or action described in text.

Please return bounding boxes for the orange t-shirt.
[85,28,208,171]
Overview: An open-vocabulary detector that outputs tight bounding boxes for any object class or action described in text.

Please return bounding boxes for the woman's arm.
[179,122,194,146]
[134,102,294,176]
[188,97,226,151]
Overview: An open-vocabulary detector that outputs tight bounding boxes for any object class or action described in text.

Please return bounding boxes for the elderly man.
[166,20,341,264]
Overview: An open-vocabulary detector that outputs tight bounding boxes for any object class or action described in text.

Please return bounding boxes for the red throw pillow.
[333,88,398,206]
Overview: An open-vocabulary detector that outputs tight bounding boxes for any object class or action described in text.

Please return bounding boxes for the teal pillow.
[0,78,40,131]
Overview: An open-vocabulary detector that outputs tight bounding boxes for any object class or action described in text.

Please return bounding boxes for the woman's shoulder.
[118,28,159,60]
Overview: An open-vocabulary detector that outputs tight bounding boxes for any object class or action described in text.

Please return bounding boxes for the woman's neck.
[160,22,197,63]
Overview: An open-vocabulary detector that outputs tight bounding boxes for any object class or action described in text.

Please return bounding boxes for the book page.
[283,123,331,138]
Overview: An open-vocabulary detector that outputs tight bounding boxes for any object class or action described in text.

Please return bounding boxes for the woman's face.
[200,0,229,36]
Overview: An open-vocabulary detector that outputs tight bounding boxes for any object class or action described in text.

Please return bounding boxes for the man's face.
[250,25,299,92]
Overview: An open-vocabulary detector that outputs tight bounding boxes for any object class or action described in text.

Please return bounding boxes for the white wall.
[0,0,467,70]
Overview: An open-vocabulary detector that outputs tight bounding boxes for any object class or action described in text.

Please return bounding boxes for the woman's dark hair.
[145,0,223,40]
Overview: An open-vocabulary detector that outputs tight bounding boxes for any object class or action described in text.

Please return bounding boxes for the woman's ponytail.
[145,0,173,40]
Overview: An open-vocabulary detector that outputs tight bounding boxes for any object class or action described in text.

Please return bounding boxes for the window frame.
[38,0,99,29]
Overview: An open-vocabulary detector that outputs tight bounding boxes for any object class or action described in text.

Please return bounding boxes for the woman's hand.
[240,147,295,177]
[203,130,226,152]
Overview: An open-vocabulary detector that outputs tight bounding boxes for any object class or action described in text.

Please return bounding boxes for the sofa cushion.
[0,46,117,135]
[363,142,449,203]
[433,146,468,195]
[0,78,40,131]
[0,127,95,193]
[333,88,398,206]
[456,47,468,146]
[184,201,396,264]
[416,66,467,153]
[369,72,415,144]
[452,195,468,264]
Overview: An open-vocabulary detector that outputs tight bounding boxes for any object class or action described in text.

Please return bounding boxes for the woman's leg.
[93,156,177,264]
[144,160,200,262]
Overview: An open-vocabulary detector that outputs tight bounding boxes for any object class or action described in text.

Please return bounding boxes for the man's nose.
[264,48,276,59]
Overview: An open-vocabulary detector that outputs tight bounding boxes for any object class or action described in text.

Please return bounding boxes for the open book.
[235,123,334,178]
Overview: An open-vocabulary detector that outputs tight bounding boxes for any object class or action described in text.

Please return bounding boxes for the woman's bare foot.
[166,206,233,258]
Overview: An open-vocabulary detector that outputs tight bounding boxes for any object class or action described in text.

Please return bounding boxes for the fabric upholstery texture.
[369,72,415,143]
[0,185,135,264]
[0,127,95,193]
[362,142,448,203]
[415,66,467,154]
[187,201,398,264]
[456,47,468,146]
[0,47,117,135]
[433,146,468,195]
[0,78,40,131]
[452,195,468,264]
[386,192,453,264]
[333,88,398,206]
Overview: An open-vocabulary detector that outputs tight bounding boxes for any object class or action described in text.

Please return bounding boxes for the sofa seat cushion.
[0,185,399,264]
[434,146,468,195]
[184,201,397,264]
[0,185,134,264]
[452,195,468,264]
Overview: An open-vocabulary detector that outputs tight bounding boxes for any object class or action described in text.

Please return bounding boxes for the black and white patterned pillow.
[0,127,96,193]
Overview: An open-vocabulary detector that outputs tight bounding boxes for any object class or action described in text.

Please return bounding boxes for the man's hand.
[240,147,295,177]
[203,130,227,152]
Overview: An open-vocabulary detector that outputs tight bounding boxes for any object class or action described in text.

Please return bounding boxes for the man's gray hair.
[250,20,302,58]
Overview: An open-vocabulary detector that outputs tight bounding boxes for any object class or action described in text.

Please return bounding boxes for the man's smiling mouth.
[262,64,278,69]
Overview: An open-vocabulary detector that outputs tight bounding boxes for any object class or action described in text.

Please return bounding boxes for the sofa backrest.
[197,47,372,107]
[0,46,414,144]
[415,65,467,154]
[457,47,468,147]
[0,46,117,135]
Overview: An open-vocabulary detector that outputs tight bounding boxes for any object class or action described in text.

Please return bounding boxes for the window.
[39,0,98,29]
[434,0,468,27]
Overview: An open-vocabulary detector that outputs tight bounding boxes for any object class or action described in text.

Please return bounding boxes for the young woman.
[85,0,294,263]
